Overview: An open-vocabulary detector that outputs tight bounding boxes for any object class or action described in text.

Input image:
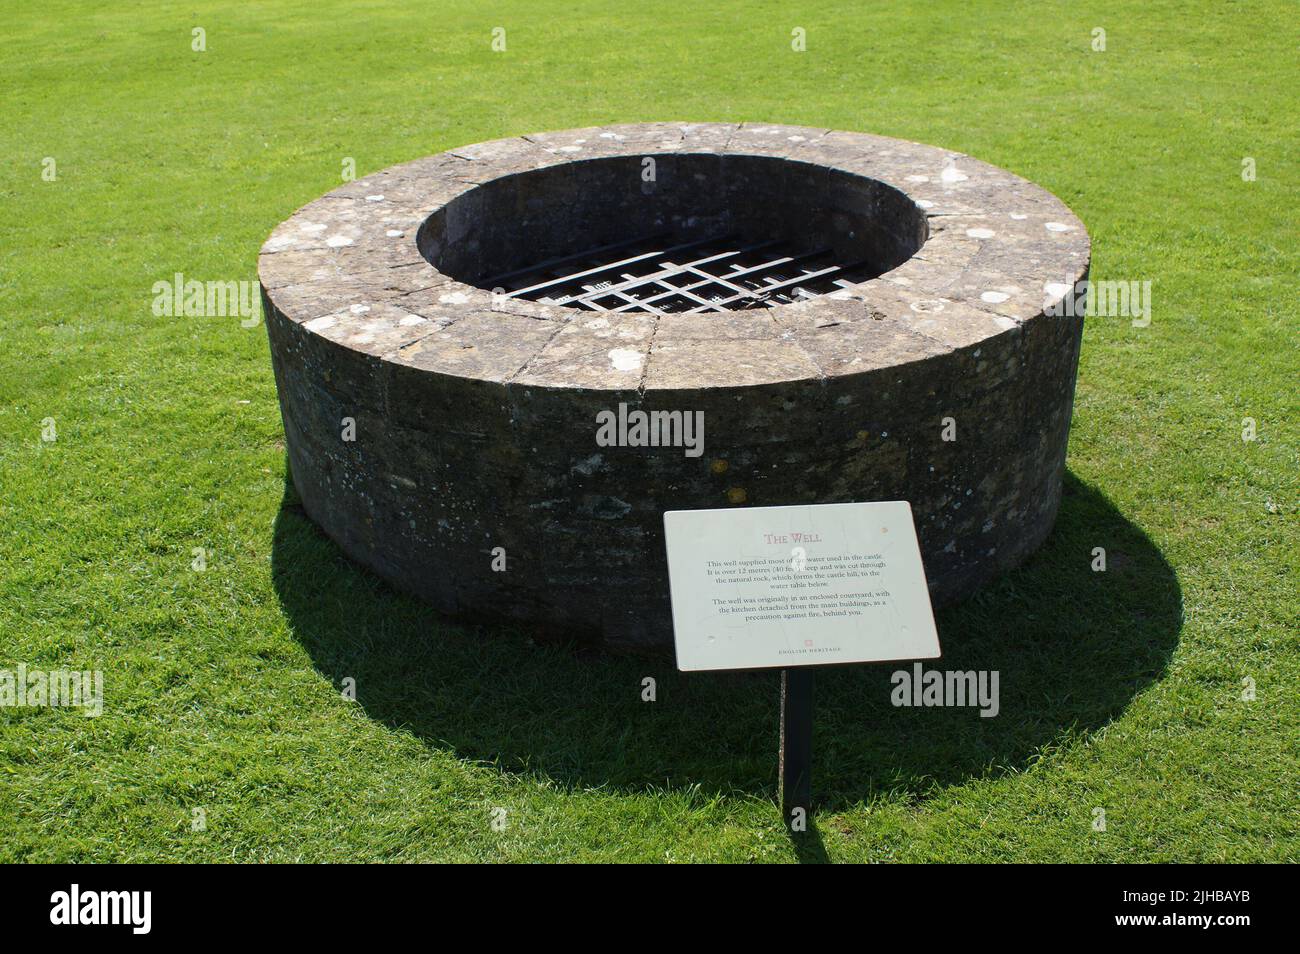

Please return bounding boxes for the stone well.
[259,123,1090,649]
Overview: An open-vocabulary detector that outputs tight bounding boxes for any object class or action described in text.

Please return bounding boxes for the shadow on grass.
[272,471,1181,815]
[789,821,830,864]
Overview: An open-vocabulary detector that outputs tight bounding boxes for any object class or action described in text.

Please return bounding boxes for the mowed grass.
[0,0,1296,862]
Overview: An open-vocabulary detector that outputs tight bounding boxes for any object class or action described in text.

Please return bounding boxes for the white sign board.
[663,501,941,672]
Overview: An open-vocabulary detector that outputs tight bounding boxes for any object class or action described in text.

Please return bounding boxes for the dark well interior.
[418,154,928,306]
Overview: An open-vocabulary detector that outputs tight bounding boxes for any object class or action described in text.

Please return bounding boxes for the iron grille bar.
[498,234,728,299]
[485,232,669,286]
[547,240,779,307]
[611,247,833,313]
[486,232,875,316]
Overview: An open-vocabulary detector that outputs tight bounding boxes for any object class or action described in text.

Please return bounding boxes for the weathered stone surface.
[261,123,1090,650]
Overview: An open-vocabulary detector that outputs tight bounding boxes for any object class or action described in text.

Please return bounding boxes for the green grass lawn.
[1,0,1295,862]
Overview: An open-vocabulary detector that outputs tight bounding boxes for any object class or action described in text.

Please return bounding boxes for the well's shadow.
[271,472,1181,808]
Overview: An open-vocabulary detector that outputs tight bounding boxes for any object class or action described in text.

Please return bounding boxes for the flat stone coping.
[259,122,1090,392]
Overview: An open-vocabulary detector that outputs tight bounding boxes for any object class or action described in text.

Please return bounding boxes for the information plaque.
[663,501,941,672]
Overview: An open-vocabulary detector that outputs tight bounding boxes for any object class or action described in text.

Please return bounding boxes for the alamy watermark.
[891,663,999,718]
[1,665,103,717]
[595,403,704,458]
[152,273,261,326]
[1044,279,1152,326]
[50,884,150,934]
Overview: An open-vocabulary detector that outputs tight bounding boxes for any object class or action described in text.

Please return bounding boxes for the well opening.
[419,154,928,314]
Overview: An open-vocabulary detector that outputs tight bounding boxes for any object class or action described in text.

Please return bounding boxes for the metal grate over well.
[485,233,877,315]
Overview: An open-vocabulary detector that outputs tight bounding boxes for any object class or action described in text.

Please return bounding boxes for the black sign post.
[779,668,814,831]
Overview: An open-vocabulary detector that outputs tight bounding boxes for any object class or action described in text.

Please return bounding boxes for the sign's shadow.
[271,472,1181,808]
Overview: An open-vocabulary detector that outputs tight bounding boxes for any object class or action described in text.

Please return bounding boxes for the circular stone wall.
[259,123,1090,650]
